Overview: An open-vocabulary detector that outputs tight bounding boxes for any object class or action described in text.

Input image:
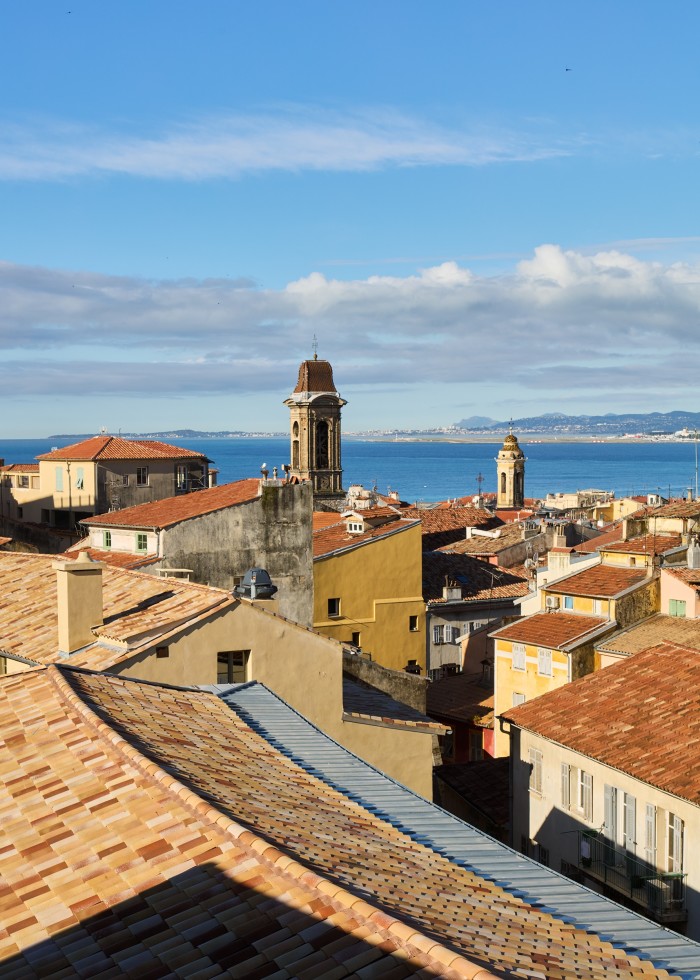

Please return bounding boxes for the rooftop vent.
[233,568,278,600]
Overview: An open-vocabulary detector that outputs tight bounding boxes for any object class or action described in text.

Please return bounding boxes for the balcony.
[577,831,687,927]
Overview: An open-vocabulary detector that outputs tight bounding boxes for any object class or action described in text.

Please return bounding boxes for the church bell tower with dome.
[496,429,526,510]
[284,349,346,508]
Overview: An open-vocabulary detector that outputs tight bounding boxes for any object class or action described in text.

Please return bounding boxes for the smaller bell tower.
[284,348,346,508]
[496,429,526,509]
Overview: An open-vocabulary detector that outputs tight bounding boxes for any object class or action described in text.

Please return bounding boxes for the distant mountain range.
[47,429,286,440]
[454,411,700,435]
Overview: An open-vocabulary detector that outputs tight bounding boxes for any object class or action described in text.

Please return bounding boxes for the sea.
[2,436,699,505]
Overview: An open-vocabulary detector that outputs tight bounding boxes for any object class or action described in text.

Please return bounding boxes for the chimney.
[688,537,700,570]
[53,552,104,655]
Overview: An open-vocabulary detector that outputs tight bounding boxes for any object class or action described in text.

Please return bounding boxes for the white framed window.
[564,595,574,610]
[604,784,619,844]
[578,770,593,821]
[529,747,543,795]
[537,647,552,676]
[623,793,636,851]
[75,466,84,490]
[136,466,149,487]
[512,692,526,707]
[561,763,570,809]
[668,812,683,874]
[432,624,444,645]
[645,804,657,866]
[512,643,526,670]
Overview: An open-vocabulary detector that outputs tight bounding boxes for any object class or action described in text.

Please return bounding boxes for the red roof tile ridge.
[48,665,499,979]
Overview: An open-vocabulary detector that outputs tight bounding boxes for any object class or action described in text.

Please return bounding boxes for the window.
[669,599,687,618]
[176,464,187,490]
[668,812,683,873]
[347,521,364,533]
[327,597,340,618]
[432,624,444,645]
[564,595,574,610]
[122,474,130,487]
[17,507,23,519]
[156,646,169,659]
[468,730,483,762]
[512,692,526,707]
[630,556,637,567]
[537,647,552,676]
[136,532,148,552]
[578,770,593,821]
[31,476,40,489]
[529,747,543,795]
[351,631,361,646]
[512,643,526,670]
[537,844,550,867]
[408,615,418,632]
[593,598,604,615]
[561,763,570,809]
[18,475,29,488]
[217,650,250,684]
[604,785,619,851]
[75,467,84,490]
[103,530,112,548]
[136,466,149,487]
[645,804,657,865]
[55,467,64,491]
[623,793,636,851]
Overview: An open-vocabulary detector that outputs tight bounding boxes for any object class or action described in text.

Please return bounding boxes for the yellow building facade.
[313,517,426,673]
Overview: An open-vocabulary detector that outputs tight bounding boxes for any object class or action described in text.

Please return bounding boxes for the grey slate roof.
[201,680,700,980]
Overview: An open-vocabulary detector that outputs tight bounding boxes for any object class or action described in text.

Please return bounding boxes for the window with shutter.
[623,793,636,851]
[529,747,542,795]
[512,643,526,670]
[537,647,552,676]
[668,813,683,873]
[561,763,570,809]
[579,771,593,821]
[645,804,657,866]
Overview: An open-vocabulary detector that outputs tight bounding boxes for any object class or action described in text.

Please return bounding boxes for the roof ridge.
[49,666,499,979]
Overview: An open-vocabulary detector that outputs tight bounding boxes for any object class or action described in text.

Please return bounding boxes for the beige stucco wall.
[313,523,426,672]
[510,726,700,939]
[115,599,434,798]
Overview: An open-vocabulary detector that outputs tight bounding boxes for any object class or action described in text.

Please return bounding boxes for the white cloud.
[0,108,575,181]
[2,246,700,409]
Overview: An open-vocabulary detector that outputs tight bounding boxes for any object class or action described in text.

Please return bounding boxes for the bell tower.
[496,429,526,510]
[284,349,346,508]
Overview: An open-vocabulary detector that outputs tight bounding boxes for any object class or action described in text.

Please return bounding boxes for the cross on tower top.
[312,335,318,360]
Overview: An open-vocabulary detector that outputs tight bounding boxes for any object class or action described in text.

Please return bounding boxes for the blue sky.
[2,1,700,436]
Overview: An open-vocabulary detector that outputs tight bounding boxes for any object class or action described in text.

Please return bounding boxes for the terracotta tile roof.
[545,563,651,598]
[663,564,700,592]
[491,612,612,649]
[436,521,532,556]
[61,547,160,570]
[434,758,510,829]
[83,479,260,529]
[0,664,684,979]
[597,613,700,656]
[313,515,419,559]
[0,552,233,669]
[312,511,344,530]
[0,667,461,977]
[423,551,530,603]
[492,507,537,523]
[427,670,494,727]
[649,499,700,519]
[293,358,337,393]
[404,507,502,550]
[0,462,39,472]
[600,532,682,556]
[573,523,625,553]
[36,436,209,462]
[342,678,447,733]
[504,641,700,804]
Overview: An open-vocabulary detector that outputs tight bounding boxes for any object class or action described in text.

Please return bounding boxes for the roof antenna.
[312,334,318,361]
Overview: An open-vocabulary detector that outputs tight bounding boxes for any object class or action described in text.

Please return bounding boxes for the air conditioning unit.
[545,595,560,609]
